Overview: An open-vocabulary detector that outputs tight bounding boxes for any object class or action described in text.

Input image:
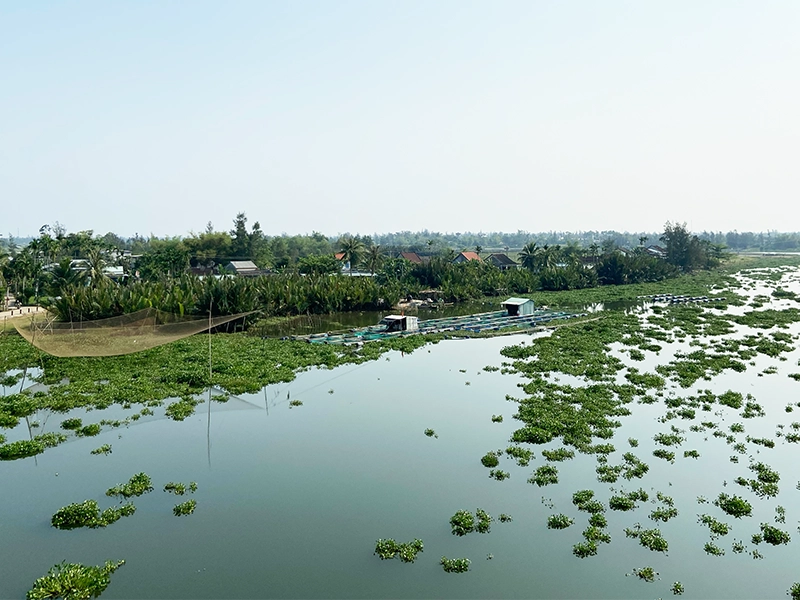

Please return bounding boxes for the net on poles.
[14,308,254,357]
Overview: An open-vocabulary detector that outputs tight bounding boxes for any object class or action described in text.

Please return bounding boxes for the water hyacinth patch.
[704,541,725,556]
[90,444,112,456]
[26,560,125,600]
[374,538,424,563]
[51,500,136,530]
[173,499,197,516]
[760,523,791,546]
[505,445,533,466]
[625,525,669,552]
[572,541,598,558]
[491,414,503,423]
[480,451,499,467]
[106,473,154,499]
[440,556,470,573]
[541,447,575,462]
[450,510,475,536]
[698,514,730,537]
[547,514,574,529]
[631,566,658,582]
[528,465,558,487]
[164,481,197,496]
[672,581,685,595]
[424,428,437,438]
[60,417,83,431]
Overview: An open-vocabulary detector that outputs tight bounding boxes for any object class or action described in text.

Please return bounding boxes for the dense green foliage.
[26,560,125,600]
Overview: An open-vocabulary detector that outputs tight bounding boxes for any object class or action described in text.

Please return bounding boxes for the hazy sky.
[2,1,799,238]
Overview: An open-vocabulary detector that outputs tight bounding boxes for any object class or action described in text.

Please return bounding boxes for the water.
[3,269,800,598]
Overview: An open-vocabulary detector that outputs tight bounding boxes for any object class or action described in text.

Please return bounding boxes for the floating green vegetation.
[440,556,470,573]
[541,447,575,462]
[289,399,303,407]
[498,513,513,523]
[0,439,46,461]
[732,540,745,553]
[491,414,503,423]
[424,428,438,438]
[775,505,786,524]
[106,473,153,499]
[714,493,753,519]
[624,525,669,552]
[76,423,101,437]
[760,523,791,545]
[489,469,510,481]
[742,399,766,419]
[480,451,499,467]
[450,510,476,536]
[547,514,574,529]
[165,396,201,421]
[528,465,559,487]
[90,444,112,456]
[735,462,780,498]
[747,436,775,448]
[621,453,650,479]
[671,581,685,595]
[505,445,533,466]
[631,566,658,582]
[609,489,648,511]
[572,541,598,558]
[654,432,685,446]
[698,514,731,537]
[650,506,678,523]
[60,418,83,430]
[374,538,424,563]
[483,365,499,372]
[475,508,493,533]
[653,449,676,463]
[173,499,197,516]
[164,481,197,496]
[704,541,725,556]
[582,526,611,544]
[588,513,607,528]
[683,450,700,459]
[628,437,639,447]
[51,500,136,530]
[730,422,745,433]
[26,560,125,600]
[596,464,623,483]
[788,582,800,600]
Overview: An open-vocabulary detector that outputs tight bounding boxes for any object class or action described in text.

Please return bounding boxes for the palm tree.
[86,248,108,283]
[46,257,86,297]
[475,244,483,255]
[363,245,384,275]
[518,242,541,272]
[339,236,365,275]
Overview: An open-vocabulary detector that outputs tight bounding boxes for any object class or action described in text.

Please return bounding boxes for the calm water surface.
[2,270,800,599]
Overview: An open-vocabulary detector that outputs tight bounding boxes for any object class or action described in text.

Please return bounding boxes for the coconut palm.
[518,242,541,272]
[363,245,384,275]
[339,236,365,275]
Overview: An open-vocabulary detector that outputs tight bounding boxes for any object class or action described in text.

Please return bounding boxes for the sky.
[1,0,799,239]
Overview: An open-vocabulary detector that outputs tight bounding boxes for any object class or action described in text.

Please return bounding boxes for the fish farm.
[295,308,586,345]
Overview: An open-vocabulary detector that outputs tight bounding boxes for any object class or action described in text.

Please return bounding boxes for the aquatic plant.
[90,444,112,456]
[547,514,574,529]
[489,469,510,481]
[480,451,499,467]
[26,560,125,600]
[775,505,786,524]
[450,510,475,536]
[528,465,558,487]
[621,453,649,479]
[652,449,676,462]
[788,582,800,600]
[505,445,533,466]
[650,506,678,523]
[374,538,424,563]
[683,450,700,459]
[631,566,657,582]
[76,423,101,437]
[653,432,684,446]
[60,418,83,431]
[0,439,46,461]
[671,581,685,595]
[588,513,607,528]
[760,523,791,545]
[714,493,753,519]
[440,556,470,573]
[164,481,196,496]
[165,397,200,421]
[698,514,730,537]
[491,414,503,423]
[173,499,197,516]
[703,541,725,556]
[730,422,744,433]
[498,513,513,523]
[475,508,493,533]
[624,525,668,552]
[51,500,136,529]
[582,526,611,544]
[289,399,303,407]
[541,448,575,462]
[596,464,623,483]
[106,472,153,499]
[572,541,598,558]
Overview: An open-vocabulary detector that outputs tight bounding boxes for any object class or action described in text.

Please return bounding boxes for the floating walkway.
[294,309,587,345]
[638,294,723,305]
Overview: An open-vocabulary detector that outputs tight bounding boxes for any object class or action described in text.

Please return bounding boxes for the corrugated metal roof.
[502,297,533,305]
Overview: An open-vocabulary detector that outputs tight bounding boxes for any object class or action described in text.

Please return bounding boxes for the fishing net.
[13,308,254,357]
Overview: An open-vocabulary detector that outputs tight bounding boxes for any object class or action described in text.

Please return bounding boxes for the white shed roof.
[502,297,533,306]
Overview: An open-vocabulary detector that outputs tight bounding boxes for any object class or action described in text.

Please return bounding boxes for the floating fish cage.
[293,309,587,345]
[638,294,724,305]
